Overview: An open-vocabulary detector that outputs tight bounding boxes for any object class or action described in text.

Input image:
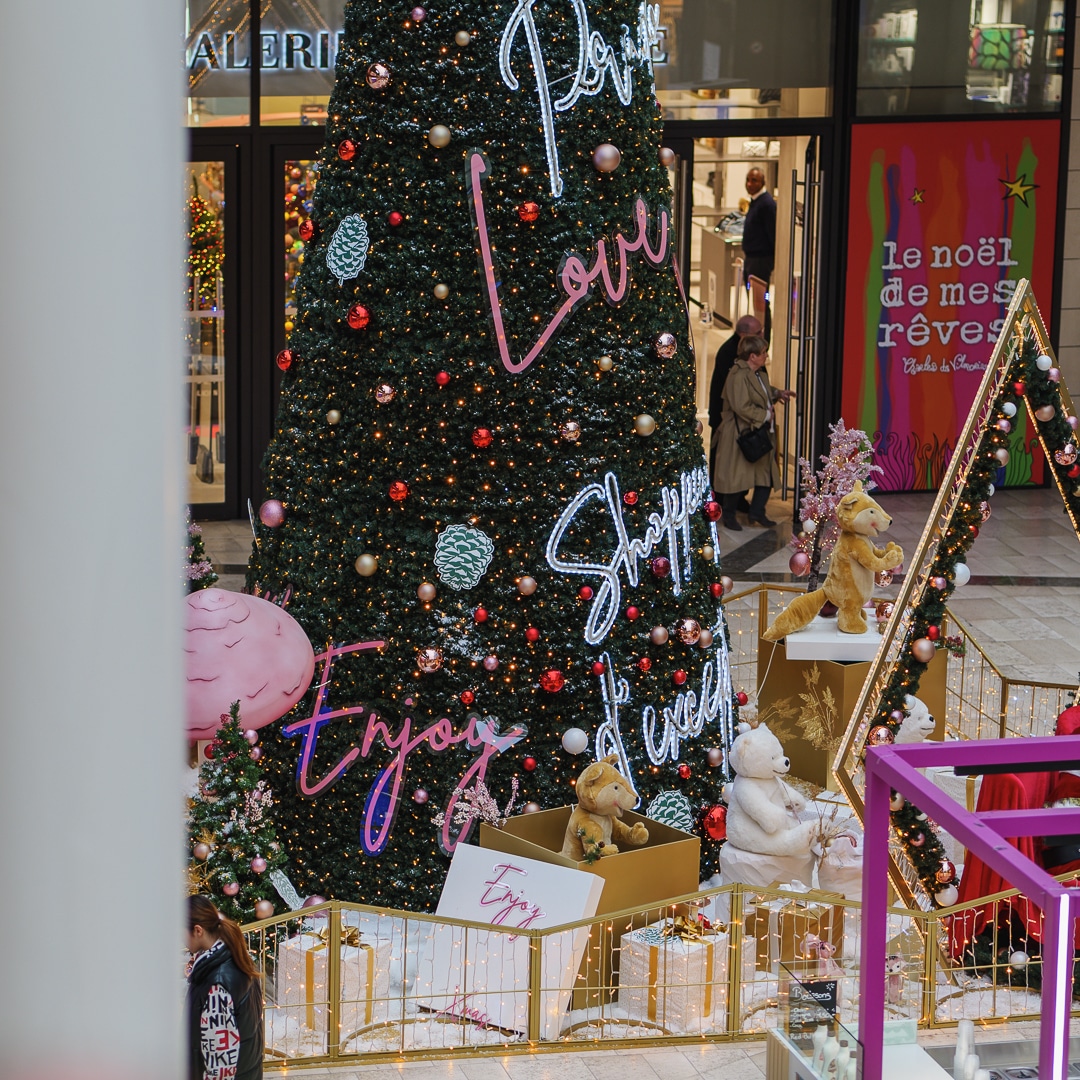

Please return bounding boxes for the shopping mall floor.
[199,485,1080,1077]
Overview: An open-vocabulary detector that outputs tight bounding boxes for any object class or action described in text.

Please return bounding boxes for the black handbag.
[734,417,773,463]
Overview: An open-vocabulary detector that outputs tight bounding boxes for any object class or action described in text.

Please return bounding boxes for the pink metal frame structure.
[862,736,1080,1080]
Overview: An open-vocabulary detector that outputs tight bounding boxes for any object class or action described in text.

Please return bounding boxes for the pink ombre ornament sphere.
[250,856,267,874]
[222,881,240,897]
[254,899,275,920]
[789,551,810,577]
[259,499,286,527]
[249,747,263,762]
[244,729,259,745]
[185,589,315,740]
[302,895,327,908]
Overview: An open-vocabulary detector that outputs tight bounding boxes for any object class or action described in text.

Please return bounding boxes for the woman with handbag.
[712,335,794,530]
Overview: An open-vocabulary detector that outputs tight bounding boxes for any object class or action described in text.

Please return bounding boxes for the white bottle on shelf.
[964,1052,981,1080]
[844,1059,858,1080]
[811,1024,828,1065]
[834,1042,851,1077]
[953,1018,974,1077]
[820,1034,841,1077]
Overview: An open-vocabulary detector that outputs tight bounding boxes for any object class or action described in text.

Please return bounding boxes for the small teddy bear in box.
[560,753,649,862]
[723,723,816,857]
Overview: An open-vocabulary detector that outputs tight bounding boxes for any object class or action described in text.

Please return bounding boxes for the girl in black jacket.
[186,895,264,1080]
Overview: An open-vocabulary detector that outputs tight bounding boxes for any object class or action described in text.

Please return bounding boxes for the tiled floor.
[198,484,1080,1076]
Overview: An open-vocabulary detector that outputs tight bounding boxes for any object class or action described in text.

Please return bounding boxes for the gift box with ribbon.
[618,915,729,1033]
[742,883,844,973]
[275,924,384,1037]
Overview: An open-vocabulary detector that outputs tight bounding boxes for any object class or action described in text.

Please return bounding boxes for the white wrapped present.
[275,926,387,1037]
[742,882,844,973]
[619,917,728,1032]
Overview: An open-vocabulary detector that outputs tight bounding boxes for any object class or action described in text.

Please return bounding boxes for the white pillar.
[0,3,184,1078]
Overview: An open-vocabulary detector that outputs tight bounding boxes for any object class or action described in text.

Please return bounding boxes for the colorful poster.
[842,120,1060,491]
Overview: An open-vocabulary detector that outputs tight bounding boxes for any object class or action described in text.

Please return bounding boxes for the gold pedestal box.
[755,629,948,789]
[480,806,700,1008]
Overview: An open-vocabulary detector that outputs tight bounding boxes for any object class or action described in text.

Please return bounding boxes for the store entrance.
[670,131,825,516]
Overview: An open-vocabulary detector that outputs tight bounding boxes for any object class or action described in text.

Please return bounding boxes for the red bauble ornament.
[347,304,371,329]
[389,480,409,502]
[1070,465,1080,480]
[736,691,749,706]
[626,605,640,621]
[677,763,691,779]
[673,670,687,686]
[540,669,565,692]
[435,370,451,387]
[637,657,652,672]
[472,427,493,448]
[518,201,540,223]
[703,500,722,522]
[968,524,979,539]
[298,219,315,241]
[710,582,724,598]
[936,860,957,884]
[474,607,489,623]
[523,756,537,772]
[623,491,639,506]
[1013,381,1026,395]
[926,625,940,641]
[578,586,594,600]
[275,349,294,371]
[703,805,727,840]
[388,211,404,227]
[338,139,357,161]
[460,690,475,706]
[591,660,605,676]
[525,627,540,643]
[651,556,671,577]
[203,743,215,760]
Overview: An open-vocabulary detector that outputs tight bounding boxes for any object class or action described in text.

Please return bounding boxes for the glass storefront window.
[186,1,251,126]
[185,162,227,504]
[284,161,321,336]
[655,0,834,120]
[260,1,345,126]
[857,0,1065,115]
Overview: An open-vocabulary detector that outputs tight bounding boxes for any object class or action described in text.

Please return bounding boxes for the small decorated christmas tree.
[187,701,286,922]
[789,421,883,590]
[187,179,224,309]
[184,510,218,592]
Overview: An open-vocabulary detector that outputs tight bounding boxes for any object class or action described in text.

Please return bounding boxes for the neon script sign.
[499,0,663,197]
[282,641,526,856]
[546,466,715,644]
[468,152,670,375]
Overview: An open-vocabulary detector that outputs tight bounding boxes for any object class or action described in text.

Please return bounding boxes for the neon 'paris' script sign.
[468,151,669,375]
[499,0,663,197]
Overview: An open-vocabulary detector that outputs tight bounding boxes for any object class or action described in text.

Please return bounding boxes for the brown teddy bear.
[762,481,903,640]
[560,754,650,862]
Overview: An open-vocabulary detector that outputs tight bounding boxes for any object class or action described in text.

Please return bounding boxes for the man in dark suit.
[709,314,762,511]
[741,167,776,342]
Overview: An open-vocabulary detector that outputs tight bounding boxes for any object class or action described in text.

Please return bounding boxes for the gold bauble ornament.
[634,414,656,436]
[417,582,436,601]
[326,409,342,425]
[428,125,451,148]
[355,554,378,576]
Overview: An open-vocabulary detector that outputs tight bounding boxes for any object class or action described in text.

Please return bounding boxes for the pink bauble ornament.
[244,729,258,745]
[366,62,391,89]
[413,788,429,804]
[1035,404,1056,422]
[931,575,948,590]
[911,832,926,847]
[1069,415,1079,431]
[193,842,211,861]
[720,575,733,595]
[889,791,905,812]
[650,626,669,645]
[185,590,315,739]
[249,747,262,761]
[483,655,499,671]
[417,647,443,673]
[592,143,622,172]
[302,895,327,908]
[995,448,1010,465]
[698,629,714,648]
[259,499,286,527]
[375,383,397,404]
[250,856,267,873]
[254,899,275,920]
[659,146,676,167]
[789,551,810,577]
[518,576,538,595]
[911,637,936,663]
[707,747,723,767]
[222,880,240,896]
[1049,368,1061,383]
[867,726,895,747]
[523,801,541,814]
[675,618,701,644]
[411,6,426,21]
[651,556,671,577]
[417,582,436,601]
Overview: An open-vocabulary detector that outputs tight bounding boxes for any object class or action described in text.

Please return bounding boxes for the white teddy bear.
[895,694,935,744]
[723,723,816,857]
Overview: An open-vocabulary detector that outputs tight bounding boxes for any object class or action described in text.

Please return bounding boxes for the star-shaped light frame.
[833,280,1080,907]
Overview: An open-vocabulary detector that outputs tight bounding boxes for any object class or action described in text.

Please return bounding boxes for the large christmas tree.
[248,0,737,910]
